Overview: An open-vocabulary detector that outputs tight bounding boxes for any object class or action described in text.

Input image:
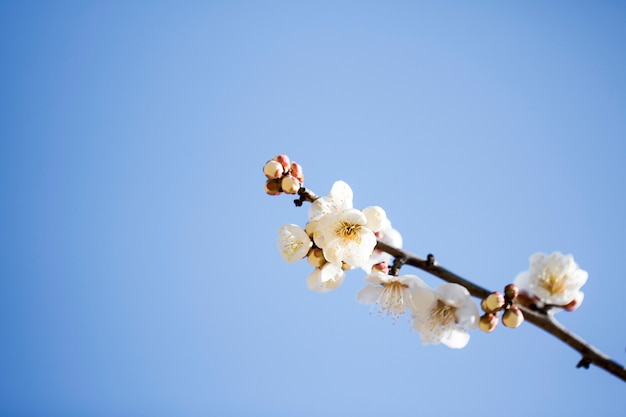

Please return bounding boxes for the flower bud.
[479,313,499,333]
[502,305,524,328]
[371,262,389,274]
[274,154,291,170]
[290,162,304,182]
[281,174,301,194]
[341,262,355,270]
[504,283,519,301]
[264,178,282,195]
[563,292,584,311]
[304,221,318,238]
[483,292,505,312]
[307,247,326,268]
[263,160,284,179]
[514,291,537,310]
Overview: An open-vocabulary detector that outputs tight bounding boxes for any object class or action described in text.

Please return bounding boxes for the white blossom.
[315,208,377,268]
[308,180,353,221]
[356,272,432,320]
[412,283,479,349]
[307,263,345,293]
[514,251,588,308]
[277,224,312,263]
[360,207,403,273]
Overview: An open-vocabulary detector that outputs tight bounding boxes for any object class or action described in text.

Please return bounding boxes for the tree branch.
[375,240,626,383]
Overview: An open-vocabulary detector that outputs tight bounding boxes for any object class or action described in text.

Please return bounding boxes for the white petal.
[306,268,324,292]
[399,274,428,289]
[328,181,353,209]
[322,239,345,265]
[308,181,353,220]
[410,286,437,314]
[277,224,312,263]
[363,271,388,285]
[436,283,471,308]
[321,264,345,290]
[356,285,383,305]
[456,301,480,329]
[381,226,402,248]
[362,206,387,232]
[306,265,344,293]
[340,208,368,225]
[343,231,376,267]
[567,269,588,289]
[440,328,470,349]
[360,250,392,273]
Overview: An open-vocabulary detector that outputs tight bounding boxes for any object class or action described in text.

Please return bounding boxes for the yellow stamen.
[538,269,567,296]
[429,300,457,330]
[335,220,362,243]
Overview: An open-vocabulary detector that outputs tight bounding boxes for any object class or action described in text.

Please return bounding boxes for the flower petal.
[356,284,383,305]
[277,224,312,263]
[410,286,437,313]
[435,283,471,308]
[440,328,470,349]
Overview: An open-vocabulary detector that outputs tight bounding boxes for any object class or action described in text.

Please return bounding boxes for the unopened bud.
[371,262,389,274]
[479,313,499,333]
[264,178,282,195]
[483,292,505,312]
[290,162,304,182]
[502,305,524,328]
[274,154,291,170]
[307,247,326,268]
[563,292,584,311]
[341,262,355,270]
[304,221,318,238]
[514,291,537,310]
[263,160,285,179]
[504,284,519,301]
[281,174,301,194]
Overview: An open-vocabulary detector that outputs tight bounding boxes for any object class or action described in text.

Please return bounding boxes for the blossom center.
[335,220,362,242]
[429,300,457,329]
[538,269,567,296]
[379,281,410,318]
[282,236,304,257]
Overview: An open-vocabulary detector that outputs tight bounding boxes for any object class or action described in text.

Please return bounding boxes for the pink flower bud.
[504,283,519,301]
[274,154,291,170]
[563,298,580,311]
[371,262,389,274]
[281,174,301,194]
[290,162,304,182]
[264,179,282,195]
[263,160,285,179]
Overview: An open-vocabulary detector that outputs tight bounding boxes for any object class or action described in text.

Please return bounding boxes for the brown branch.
[285,184,626,382]
[375,240,626,383]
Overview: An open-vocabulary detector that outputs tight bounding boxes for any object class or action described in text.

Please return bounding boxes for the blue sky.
[1,1,625,416]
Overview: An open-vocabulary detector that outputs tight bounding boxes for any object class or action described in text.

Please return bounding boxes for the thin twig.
[375,240,626,383]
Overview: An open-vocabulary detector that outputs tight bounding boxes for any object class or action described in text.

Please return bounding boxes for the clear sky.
[1,1,625,416]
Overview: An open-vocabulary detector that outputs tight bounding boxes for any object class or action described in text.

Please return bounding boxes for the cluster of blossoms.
[277,179,402,293]
[266,155,589,350]
[356,272,480,348]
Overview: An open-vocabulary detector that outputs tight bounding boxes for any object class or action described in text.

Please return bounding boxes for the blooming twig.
[263,154,626,383]
[376,240,626,383]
